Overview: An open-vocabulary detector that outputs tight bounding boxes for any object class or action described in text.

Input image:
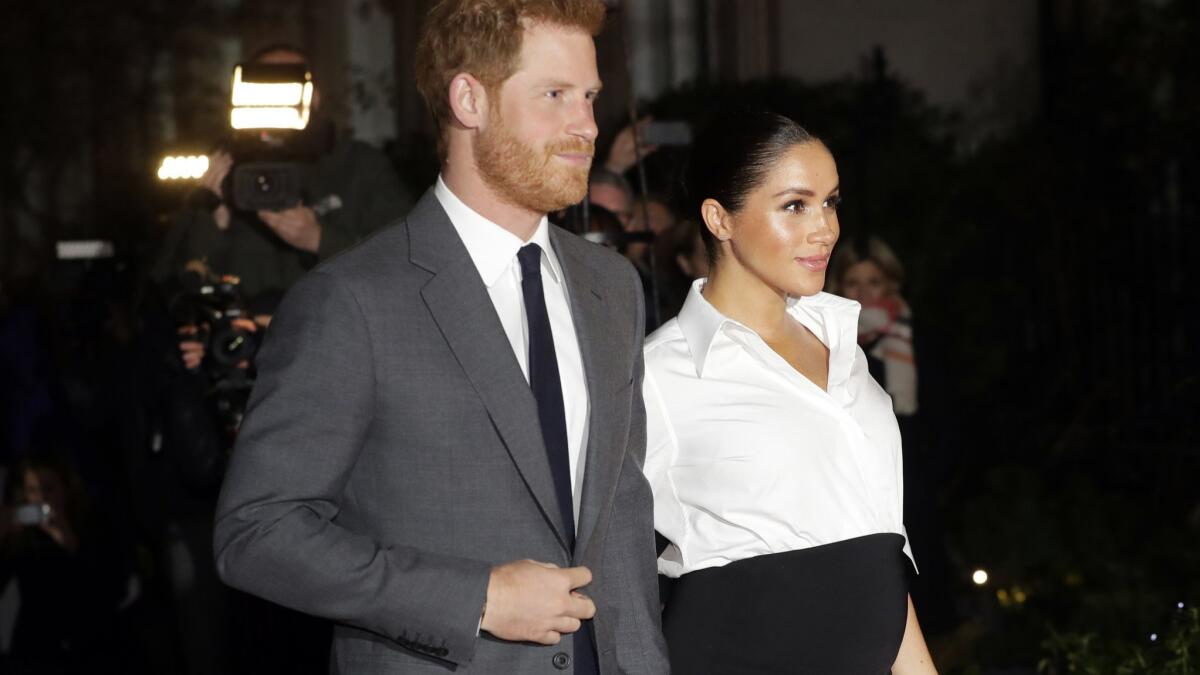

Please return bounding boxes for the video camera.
[223,62,332,212]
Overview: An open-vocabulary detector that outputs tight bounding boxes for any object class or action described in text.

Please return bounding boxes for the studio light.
[229,63,314,131]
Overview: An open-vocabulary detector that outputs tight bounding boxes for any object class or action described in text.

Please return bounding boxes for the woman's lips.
[795,255,829,272]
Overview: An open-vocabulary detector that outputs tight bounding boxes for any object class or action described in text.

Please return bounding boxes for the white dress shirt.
[643,279,914,577]
[435,177,590,522]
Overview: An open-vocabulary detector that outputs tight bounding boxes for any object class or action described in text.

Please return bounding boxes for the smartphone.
[641,121,692,147]
[14,503,50,526]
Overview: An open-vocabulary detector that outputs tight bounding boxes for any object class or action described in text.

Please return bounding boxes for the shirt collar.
[434,174,562,287]
[675,279,731,378]
[676,278,863,389]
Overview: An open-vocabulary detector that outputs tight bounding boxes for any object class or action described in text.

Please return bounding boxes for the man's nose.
[567,99,599,143]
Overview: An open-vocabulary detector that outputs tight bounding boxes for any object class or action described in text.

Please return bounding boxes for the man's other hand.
[258,206,322,253]
[480,560,597,645]
[178,324,205,370]
[604,116,658,175]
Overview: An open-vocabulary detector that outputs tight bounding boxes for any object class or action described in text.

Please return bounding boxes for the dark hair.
[6,454,90,532]
[683,111,817,262]
[248,43,311,65]
[826,235,905,296]
[588,167,633,199]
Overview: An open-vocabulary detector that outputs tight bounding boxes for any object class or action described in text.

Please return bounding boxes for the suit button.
[552,652,572,670]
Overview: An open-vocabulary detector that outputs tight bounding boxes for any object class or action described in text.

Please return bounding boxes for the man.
[587,168,635,228]
[153,45,413,301]
[213,1,669,673]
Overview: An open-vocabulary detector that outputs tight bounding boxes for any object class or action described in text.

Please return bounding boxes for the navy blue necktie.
[517,244,597,675]
[517,244,576,545]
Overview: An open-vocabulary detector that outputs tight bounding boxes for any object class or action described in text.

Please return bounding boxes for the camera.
[169,269,263,371]
[14,503,51,526]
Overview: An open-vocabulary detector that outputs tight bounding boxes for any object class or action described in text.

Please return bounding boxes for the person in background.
[827,236,918,416]
[581,205,628,254]
[655,219,708,321]
[0,455,130,674]
[643,110,937,673]
[152,44,413,302]
[588,168,635,228]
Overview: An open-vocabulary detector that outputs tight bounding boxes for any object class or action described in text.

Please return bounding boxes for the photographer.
[0,455,128,673]
[152,44,413,303]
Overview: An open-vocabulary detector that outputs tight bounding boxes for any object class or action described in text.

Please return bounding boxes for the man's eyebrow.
[532,79,604,91]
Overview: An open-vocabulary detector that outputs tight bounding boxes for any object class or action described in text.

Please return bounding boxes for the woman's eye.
[824,195,842,210]
[784,200,806,213]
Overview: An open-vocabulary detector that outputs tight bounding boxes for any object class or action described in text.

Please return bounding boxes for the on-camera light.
[157,155,210,181]
[229,63,314,131]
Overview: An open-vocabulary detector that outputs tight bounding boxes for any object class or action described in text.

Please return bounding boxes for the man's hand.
[480,560,596,645]
[604,117,658,175]
[178,324,205,370]
[200,151,234,231]
[178,318,265,370]
[258,206,322,253]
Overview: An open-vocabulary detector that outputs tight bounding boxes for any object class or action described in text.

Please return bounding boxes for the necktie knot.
[518,244,542,280]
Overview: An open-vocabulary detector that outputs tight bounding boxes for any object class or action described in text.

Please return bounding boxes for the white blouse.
[643,280,914,578]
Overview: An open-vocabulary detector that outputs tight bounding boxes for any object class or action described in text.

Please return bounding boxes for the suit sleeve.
[213,269,491,666]
[605,263,671,674]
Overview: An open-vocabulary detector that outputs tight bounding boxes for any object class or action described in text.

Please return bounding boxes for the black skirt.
[661,533,910,675]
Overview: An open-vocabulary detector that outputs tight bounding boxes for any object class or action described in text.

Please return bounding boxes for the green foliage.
[1039,608,1200,675]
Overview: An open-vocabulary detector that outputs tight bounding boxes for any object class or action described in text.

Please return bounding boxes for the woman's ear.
[701,198,733,244]
[448,73,489,130]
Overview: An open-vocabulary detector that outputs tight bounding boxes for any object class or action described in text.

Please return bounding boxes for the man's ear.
[701,198,733,243]
[448,73,489,130]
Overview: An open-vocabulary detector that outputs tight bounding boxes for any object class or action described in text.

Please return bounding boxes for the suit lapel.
[551,228,628,560]
[409,190,572,551]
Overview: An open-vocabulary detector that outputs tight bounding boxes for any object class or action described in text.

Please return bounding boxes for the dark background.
[1,1,1197,673]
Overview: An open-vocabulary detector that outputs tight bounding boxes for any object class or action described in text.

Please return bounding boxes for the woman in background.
[0,455,127,673]
[643,110,936,674]
[828,236,918,416]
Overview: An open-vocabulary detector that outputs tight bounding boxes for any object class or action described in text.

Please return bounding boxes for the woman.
[0,455,128,673]
[828,236,918,416]
[643,111,937,674]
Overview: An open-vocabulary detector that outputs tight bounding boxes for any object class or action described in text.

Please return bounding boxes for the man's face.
[255,48,321,111]
[589,183,632,226]
[475,23,601,215]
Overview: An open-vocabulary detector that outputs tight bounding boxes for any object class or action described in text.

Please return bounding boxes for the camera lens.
[255,173,273,193]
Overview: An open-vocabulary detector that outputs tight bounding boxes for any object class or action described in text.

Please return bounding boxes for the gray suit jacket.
[214,189,669,674]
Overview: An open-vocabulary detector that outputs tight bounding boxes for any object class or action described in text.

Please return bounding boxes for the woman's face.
[22,469,65,514]
[840,260,888,303]
[713,141,840,297]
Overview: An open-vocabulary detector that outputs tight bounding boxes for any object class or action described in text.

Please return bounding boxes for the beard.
[475,111,593,215]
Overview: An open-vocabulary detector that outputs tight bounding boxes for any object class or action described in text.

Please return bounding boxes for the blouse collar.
[676,278,863,391]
